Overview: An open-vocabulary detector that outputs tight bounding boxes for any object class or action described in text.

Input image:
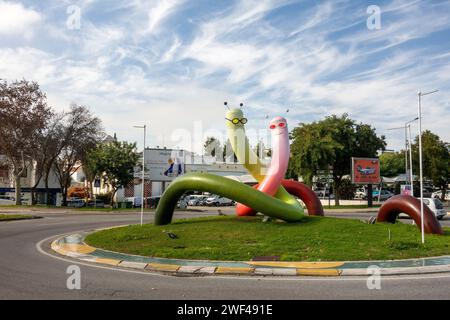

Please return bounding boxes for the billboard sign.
[137,149,185,182]
[351,157,380,185]
[400,184,412,196]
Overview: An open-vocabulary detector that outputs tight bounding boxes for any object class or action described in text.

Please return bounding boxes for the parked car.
[363,190,394,201]
[425,198,447,220]
[177,198,188,209]
[205,196,234,206]
[187,199,198,206]
[354,188,366,199]
[399,198,447,220]
[67,198,86,208]
[432,190,450,201]
[146,196,161,208]
[314,189,334,199]
[87,200,105,208]
[0,195,16,205]
[187,195,209,206]
[197,196,210,206]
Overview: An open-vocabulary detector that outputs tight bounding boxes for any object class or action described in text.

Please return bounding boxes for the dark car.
[67,199,86,208]
[146,196,161,208]
[87,200,105,208]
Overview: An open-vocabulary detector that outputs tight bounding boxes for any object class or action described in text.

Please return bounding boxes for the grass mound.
[85,215,450,261]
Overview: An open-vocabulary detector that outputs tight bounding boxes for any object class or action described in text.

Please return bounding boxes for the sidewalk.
[0,206,145,215]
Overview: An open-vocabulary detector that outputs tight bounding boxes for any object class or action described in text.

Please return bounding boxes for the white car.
[432,190,450,201]
[205,196,234,206]
[354,188,366,199]
[0,196,15,205]
[399,197,447,220]
[424,198,447,220]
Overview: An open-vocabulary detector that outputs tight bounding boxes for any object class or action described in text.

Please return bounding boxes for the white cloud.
[1,0,450,153]
[146,0,183,34]
[0,1,41,37]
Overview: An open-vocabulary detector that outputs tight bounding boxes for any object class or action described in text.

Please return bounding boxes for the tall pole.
[134,125,146,226]
[404,124,408,189]
[408,124,414,196]
[417,89,439,244]
[141,125,146,226]
[417,91,424,244]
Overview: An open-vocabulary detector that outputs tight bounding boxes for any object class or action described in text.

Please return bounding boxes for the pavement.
[0,207,450,299]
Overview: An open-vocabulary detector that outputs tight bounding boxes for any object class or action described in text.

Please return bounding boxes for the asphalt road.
[0,208,449,300]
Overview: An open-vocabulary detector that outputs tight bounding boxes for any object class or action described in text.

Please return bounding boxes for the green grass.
[85,215,450,262]
[0,214,35,221]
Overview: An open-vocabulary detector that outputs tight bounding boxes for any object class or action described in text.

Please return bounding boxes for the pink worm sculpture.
[236,116,290,216]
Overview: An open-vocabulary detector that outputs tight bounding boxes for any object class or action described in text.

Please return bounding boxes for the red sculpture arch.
[252,180,324,216]
[377,195,443,235]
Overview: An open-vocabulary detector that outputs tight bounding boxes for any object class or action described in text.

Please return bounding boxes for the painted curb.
[49,231,450,278]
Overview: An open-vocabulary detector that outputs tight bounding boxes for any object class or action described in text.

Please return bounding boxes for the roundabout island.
[66,104,449,277]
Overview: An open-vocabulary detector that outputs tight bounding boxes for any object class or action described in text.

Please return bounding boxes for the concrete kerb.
[48,226,450,278]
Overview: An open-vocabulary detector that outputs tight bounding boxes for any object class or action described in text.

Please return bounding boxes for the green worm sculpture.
[154,173,304,225]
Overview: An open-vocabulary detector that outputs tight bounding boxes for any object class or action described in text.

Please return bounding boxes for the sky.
[0,0,449,155]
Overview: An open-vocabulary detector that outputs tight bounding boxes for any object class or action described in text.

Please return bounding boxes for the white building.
[116,148,255,203]
[0,156,61,205]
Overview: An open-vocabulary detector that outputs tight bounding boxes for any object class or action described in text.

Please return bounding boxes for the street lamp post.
[387,117,418,194]
[134,125,146,226]
[405,117,419,195]
[417,89,438,244]
[407,122,415,195]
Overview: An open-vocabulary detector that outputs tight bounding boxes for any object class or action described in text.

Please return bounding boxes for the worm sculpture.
[235,116,290,216]
[224,108,303,212]
[377,195,443,234]
[155,105,325,225]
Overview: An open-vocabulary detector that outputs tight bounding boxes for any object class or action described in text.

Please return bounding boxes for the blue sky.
[1,0,450,154]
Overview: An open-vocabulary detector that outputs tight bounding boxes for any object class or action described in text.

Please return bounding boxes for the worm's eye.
[278,122,286,128]
[269,124,276,129]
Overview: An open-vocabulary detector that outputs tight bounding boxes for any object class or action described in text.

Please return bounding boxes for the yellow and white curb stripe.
[51,238,344,276]
[50,235,450,277]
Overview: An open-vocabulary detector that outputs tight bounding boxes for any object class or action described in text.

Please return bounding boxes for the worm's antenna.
[239,102,244,109]
[265,114,269,119]
[224,101,230,110]
[286,108,290,114]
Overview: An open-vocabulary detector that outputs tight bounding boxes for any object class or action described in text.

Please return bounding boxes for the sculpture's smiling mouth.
[273,130,287,136]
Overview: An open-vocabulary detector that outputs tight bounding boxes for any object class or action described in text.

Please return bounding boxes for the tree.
[0,79,52,205]
[379,151,405,177]
[290,114,386,205]
[204,136,221,159]
[85,138,139,206]
[412,130,450,201]
[29,112,65,204]
[254,141,271,158]
[53,104,103,206]
[223,139,237,163]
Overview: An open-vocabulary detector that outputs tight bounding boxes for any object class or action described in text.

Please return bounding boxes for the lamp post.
[387,116,418,193]
[417,89,438,244]
[405,117,418,195]
[134,125,146,226]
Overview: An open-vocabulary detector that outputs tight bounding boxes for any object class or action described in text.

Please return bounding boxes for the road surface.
[0,208,449,299]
